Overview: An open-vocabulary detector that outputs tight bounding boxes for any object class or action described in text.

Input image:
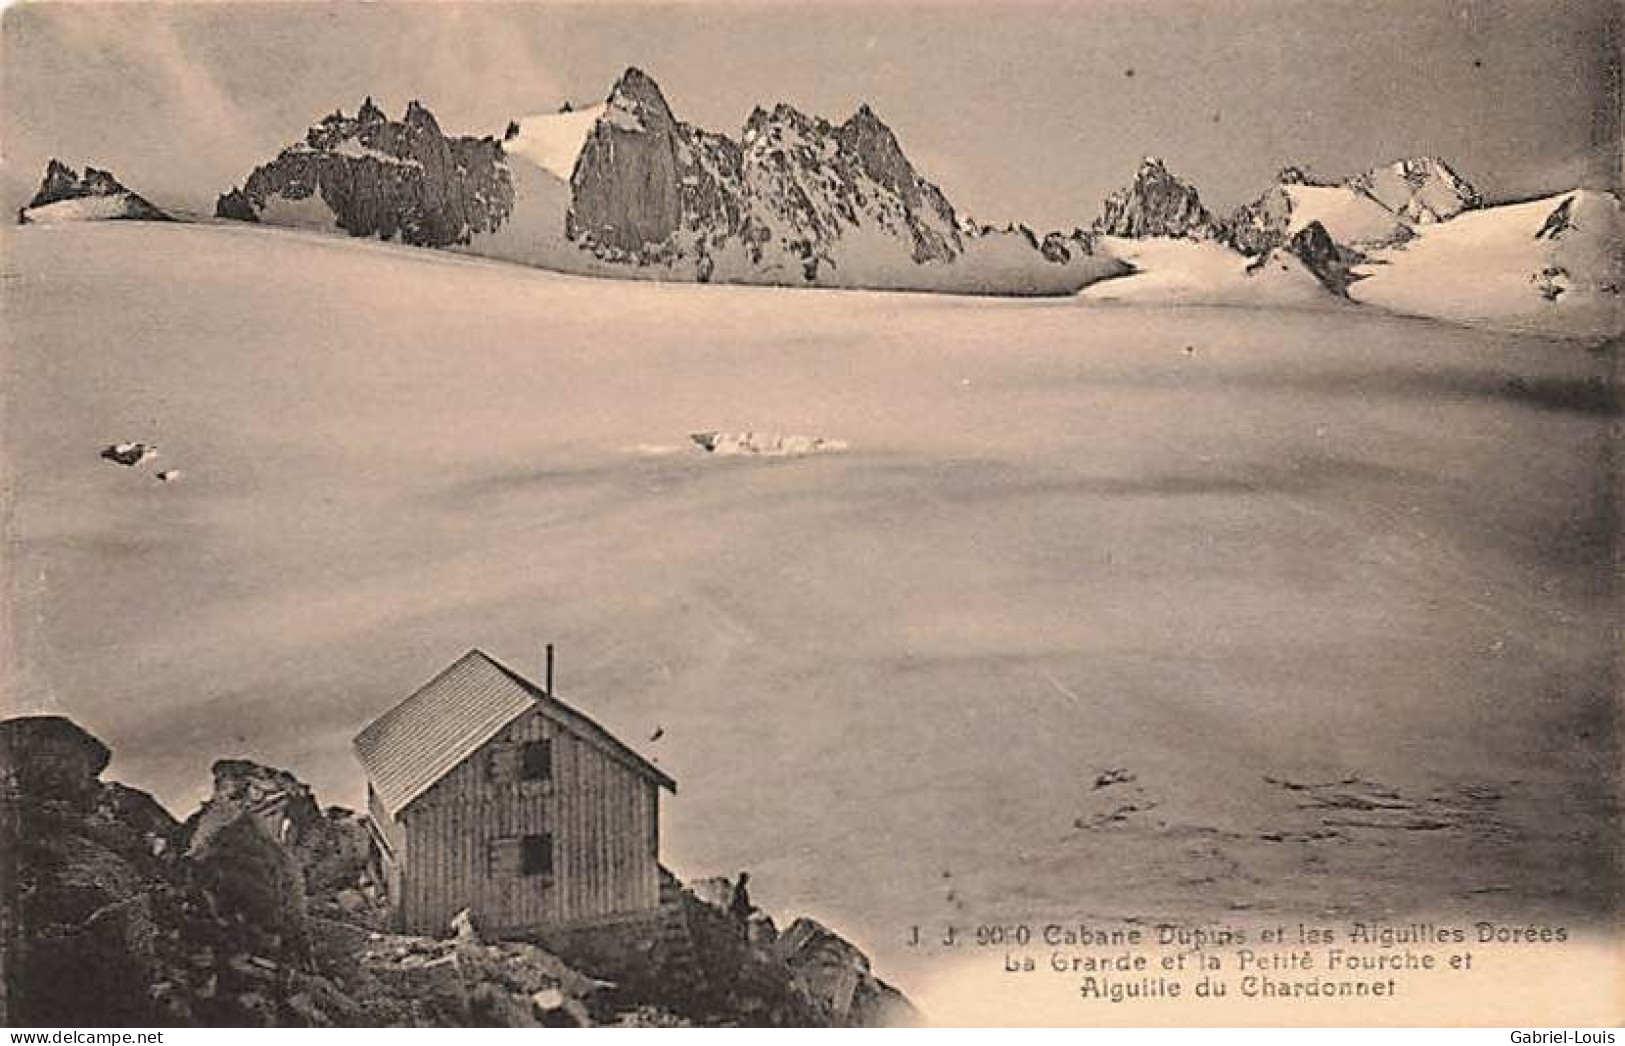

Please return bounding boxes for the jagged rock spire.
[402,99,441,135]
[29,158,80,208]
[1095,156,1216,238]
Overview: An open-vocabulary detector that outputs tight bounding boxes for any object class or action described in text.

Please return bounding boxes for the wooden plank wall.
[397,706,661,936]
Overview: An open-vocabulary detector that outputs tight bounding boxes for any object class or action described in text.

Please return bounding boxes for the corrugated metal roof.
[353,649,675,819]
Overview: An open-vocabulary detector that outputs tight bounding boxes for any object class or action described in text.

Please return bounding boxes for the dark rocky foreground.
[0,715,914,1027]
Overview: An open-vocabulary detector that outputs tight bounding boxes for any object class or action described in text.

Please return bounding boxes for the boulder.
[0,715,111,803]
[777,917,916,1027]
[184,759,370,898]
[189,813,311,962]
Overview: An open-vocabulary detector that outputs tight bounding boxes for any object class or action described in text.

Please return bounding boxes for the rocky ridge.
[1092,155,1489,299]
[17,160,170,224]
[562,67,1075,289]
[216,98,512,248]
[209,68,1119,295]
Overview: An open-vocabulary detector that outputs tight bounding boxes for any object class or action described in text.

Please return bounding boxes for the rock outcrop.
[618,870,916,1027]
[567,69,692,255]
[2,714,914,1027]
[17,160,169,224]
[1094,157,1218,239]
[216,98,512,247]
[1349,157,1480,224]
[777,917,915,1027]
[690,431,847,458]
[566,67,968,282]
[1284,220,1358,295]
[184,759,371,902]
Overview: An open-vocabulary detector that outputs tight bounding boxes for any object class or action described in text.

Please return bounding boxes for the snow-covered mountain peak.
[1349,157,1480,224]
[217,67,1120,295]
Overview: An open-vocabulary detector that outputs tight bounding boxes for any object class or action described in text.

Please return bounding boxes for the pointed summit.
[570,67,686,251]
[29,159,80,209]
[1095,156,1216,238]
[605,66,674,126]
[837,103,911,190]
[358,96,385,124]
[402,99,441,135]
[610,66,662,98]
[846,102,885,130]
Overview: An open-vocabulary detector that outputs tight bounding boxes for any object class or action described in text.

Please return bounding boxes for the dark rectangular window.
[520,739,552,782]
[521,833,553,877]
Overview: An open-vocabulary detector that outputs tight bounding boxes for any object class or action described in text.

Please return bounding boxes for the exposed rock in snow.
[215,98,511,248]
[1226,158,1477,261]
[101,441,159,467]
[1349,157,1480,224]
[478,68,1121,295]
[1227,181,1412,257]
[1350,189,1622,338]
[1084,235,1341,308]
[18,160,170,224]
[1284,220,1358,295]
[156,469,183,483]
[566,67,967,282]
[216,188,257,222]
[224,69,1116,296]
[1534,196,1575,241]
[568,69,690,254]
[690,432,848,457]
[1093,157,1218,239]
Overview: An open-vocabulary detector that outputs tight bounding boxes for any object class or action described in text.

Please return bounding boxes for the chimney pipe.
[545,643,555,694]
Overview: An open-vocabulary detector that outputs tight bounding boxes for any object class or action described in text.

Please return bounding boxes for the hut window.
[521,833,553,877]
[520,739,552,782]
[488,836,519,875]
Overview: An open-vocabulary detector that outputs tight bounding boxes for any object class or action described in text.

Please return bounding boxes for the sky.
[2,0,1619,228]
